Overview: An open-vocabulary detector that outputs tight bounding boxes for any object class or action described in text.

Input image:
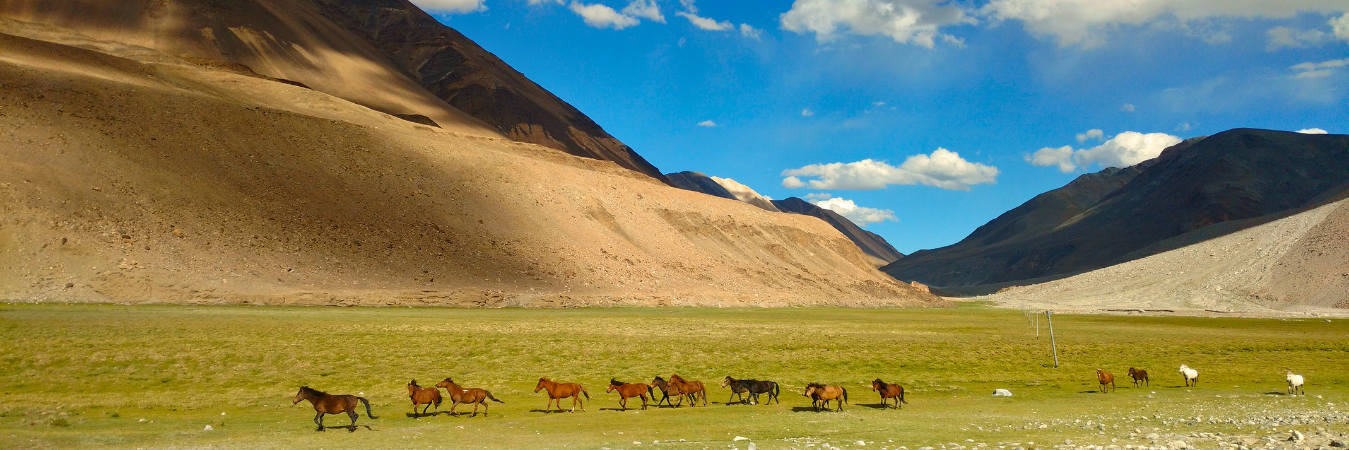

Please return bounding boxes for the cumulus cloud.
[411,0,486,13]
[982,0,1349,47]
[1266,26,1331,51]
[678,11,734,30]
[1076,128,1104,143]
[1028,131,1182,173]
[781,148,999,191]
[570,1,640,29]
[697,120,717,127]
[1334,13,1349,40]
[709,176,774,202]
[740,23,764,39]
[1298,128,1329,134]
[622,0,665,23]
[1291,57,1349,79]
[1120,103,1136,112]
[803,192,833,201]
[812,197,898,226]
[801,108,815,116]
[780,0,974,48]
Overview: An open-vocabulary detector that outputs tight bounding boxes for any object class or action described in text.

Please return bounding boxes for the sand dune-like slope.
[0,22,940,307]
[985,196,1349,316]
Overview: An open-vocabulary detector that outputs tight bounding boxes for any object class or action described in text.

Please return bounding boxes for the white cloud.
[1334,13,1349,40]
[812,197,898,226]
[710,176,775,203]
[1176,122,1192,132]
[1120,103,1136,112]
[803,192,833,201]
[411,0,486,13]
[1266,26,1331,51]
[982,0,1349,47]
[801,108,815,116]
[680,0,699,14]
[526,0,563,4]
[1291,57,1349,79]
[1028,131,1182,173]
[781,148,999,191]
[1075,128,1104,143]
[622,0,665,23]
[677,11,734,30]
[697,120,717,127]
[570,2,641,29]
[740,23,764,39]
[1298,128,1329,134]
[779,0,974,48]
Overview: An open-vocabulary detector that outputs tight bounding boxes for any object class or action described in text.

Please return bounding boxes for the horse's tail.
[582,386,590,400]
[899,387,908,404]
[486,391,504,404]
[647,385,654,399]
[773,382,780,398]
[358,397,376,419]
[842,387,848,404]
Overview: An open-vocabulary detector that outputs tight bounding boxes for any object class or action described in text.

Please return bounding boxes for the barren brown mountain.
[0,15,940,307]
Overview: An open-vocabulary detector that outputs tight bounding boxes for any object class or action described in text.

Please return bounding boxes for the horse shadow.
[792,406,842,413]
[857,403,894,410]
[405,411,454,419]
[317,425,374,433]
[529,409,582,413]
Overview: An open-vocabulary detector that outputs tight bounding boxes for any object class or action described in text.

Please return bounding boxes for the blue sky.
[414,0,1349,254]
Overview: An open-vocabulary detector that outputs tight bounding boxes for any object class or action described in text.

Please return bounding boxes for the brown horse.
[668,374,708,407]
[292,386,375,431]
[651,376,679,407]
[534,377,589,413]
[871,379,907,409]
[436,378,504,417]
[803,383,848,412]
[606,379,653,411]
[1096,369,1116,393]
[407,380,442,417]
[1128,367,1149,387]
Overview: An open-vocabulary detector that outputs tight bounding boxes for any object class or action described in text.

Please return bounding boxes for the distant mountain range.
[884,128,1349,290]
[667,171,904,266]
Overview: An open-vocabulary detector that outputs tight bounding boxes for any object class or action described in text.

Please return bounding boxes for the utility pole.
[1046,311,1059,368]
[1035,311,1039,338]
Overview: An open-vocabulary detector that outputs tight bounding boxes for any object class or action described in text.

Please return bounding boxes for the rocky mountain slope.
[0,0,667,181]
[884,129,1349,289]
[0,16,940,307]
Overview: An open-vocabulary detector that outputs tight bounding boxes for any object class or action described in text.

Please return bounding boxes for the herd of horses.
[1094,366,1306,396]
[290,375,908,430]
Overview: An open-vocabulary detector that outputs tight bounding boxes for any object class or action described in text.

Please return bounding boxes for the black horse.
[721,376,779,405]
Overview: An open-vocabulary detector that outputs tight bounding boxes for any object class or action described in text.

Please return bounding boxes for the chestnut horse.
[534,377,589,413]
[1096,369,1116,393]
[803,383,848,412]
[1128,367,1149,387]
[407,380,442,416]
[436,378,504,417]
[650,376,680,407]
[668,374,708,407]
[606,379,653,410]
[871,379,907,409]
[721,376,780,405]
[292,386,375,431]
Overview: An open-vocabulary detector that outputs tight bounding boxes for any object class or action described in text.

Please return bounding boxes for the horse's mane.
[653,376,666,382]
[873,379,888,389]
[670,374,686,382]
[610,378,626,386]
[805,382,824,389]
[300,386,328,396]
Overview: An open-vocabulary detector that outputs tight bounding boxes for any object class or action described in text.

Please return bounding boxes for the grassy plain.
[0,303,1344,449]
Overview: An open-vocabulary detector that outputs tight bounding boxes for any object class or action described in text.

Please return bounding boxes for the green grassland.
[0,303,1344,449]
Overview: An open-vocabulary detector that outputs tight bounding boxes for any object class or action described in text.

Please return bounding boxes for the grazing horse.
[1179,365,1199,387]
[534,377,589,413]
[803,383,848,412]
[292,386,375,431]
[668,374,708,407]
[1127,367,1149,387]
[606,379,653,410]
[407,380,442,416]
[436,378,504,417]
[1096,370,1116,393]
[650,376,678,407]
[1285,371,1305,396]
[871,379,907,409]
[721,376,780,405]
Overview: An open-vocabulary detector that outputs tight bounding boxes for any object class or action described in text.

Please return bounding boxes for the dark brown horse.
[292,386,375,431]
[1096,369,1116,393]
[871,379,907,409]
[650,376,678,407]
[606,379,653,410]
[803,383,848,412]
[407,380,442,417]
[436,378,504,417]
[1128,367,1149,387]
[721,376,780,405]
[668,374,708,407]
[534,377,589,413]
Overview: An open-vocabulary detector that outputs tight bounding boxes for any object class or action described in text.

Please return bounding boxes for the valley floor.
[0,303,1344,449]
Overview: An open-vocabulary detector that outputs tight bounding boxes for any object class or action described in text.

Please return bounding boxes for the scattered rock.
[735,436,750,441]
[1289,431,1304,442]
[1330,440,1345,448]
[856,441,867,446]
[203,425,213,431]
[993,389,1013,397]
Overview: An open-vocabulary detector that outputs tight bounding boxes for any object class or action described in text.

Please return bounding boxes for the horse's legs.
[641,394,648,410]
[471,401,479,417]
[314,411,325,431]
[620,396,627,411]
[347,410,358,430]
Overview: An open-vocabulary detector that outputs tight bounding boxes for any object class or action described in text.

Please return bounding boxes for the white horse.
[1179,365,1199,387]
[1286,371,1304,396]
